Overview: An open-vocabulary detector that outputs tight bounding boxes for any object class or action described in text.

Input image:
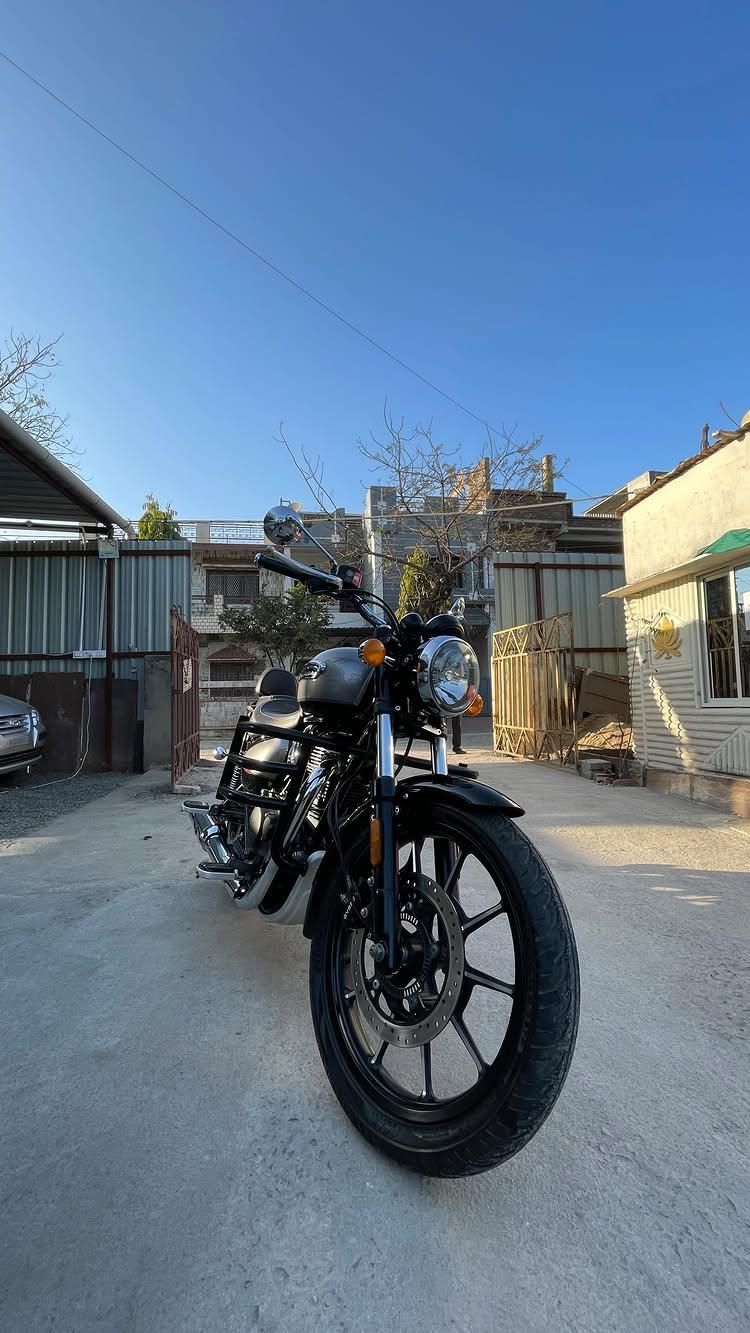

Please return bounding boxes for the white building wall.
[625,574,750,777]
[624,435,749,584]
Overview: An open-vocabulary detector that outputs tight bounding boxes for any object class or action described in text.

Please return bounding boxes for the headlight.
[30,709,39,725]
[417,635,481,715]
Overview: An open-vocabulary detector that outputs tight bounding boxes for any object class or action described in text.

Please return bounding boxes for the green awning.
[699,529,750,556]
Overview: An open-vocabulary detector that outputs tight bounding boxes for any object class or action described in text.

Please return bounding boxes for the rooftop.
[0,408,133,537]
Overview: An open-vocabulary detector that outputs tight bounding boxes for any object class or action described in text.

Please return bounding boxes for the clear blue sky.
[2,2,748,521]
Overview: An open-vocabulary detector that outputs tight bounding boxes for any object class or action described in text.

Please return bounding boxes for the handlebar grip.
[255,550,343,593]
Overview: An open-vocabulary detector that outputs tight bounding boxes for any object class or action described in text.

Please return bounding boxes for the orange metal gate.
[171,605,200,785]
[491,612,578,765]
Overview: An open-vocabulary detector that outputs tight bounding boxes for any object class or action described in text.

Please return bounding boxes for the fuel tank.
[297,647,373,714]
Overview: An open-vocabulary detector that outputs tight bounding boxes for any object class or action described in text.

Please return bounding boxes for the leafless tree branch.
[0,330,82,470]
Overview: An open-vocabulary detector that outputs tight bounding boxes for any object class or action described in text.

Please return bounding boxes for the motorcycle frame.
[210,690,470,963]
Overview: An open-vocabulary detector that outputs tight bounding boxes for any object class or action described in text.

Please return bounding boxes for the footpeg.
[195,858,256,880]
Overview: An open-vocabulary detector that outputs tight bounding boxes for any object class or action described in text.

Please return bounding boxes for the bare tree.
[278,410,557,614]
[0,331,81,469]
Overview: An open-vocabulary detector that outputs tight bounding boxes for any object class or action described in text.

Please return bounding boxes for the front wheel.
[309,800,579,1176]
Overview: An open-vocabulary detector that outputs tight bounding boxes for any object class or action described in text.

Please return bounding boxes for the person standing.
[450,715,466,754]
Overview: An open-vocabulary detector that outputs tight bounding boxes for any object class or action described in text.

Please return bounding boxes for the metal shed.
[0,540,191,771]
[493,550,627,675]
[0,408,191,773]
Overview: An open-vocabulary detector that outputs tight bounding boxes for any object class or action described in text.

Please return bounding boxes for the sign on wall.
[650,613,682,660]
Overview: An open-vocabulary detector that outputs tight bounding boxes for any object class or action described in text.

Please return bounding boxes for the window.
[703,565,750,700]
[209,660,254,682]
[206,569,259,604]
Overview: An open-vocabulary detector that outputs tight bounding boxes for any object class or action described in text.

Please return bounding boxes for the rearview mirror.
[263,505,304,545]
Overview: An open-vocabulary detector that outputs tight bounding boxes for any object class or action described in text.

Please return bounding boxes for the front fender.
[302,775,523,940]
[397,773,524,818]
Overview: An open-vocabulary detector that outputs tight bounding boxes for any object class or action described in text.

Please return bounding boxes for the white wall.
[623,435,750,585]
[625,574,750,778]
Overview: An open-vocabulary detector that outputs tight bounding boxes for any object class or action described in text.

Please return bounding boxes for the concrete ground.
[1,755,748,1332]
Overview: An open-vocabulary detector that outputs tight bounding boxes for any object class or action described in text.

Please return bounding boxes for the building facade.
[182,474,625,726]
[606,422,750,814]
[363,479,623,712]
[181,514,368,730]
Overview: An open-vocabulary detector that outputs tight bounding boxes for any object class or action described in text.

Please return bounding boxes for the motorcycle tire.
[309,800,579,1177]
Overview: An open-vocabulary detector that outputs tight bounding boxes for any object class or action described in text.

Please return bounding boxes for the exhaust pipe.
[182,801,232,876]
[181,800,278,910]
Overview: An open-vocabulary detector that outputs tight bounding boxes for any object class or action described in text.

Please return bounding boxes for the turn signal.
[466,693,483,717]
[359,638,386,667]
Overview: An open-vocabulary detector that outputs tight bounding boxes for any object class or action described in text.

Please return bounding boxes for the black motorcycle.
[184,505,579,1176]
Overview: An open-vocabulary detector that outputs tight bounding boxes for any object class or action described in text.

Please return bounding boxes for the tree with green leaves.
[137,493,182,540]
[219,583,331,672]
[397,545,451,620]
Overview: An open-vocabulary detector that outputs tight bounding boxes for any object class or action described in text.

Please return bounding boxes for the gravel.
[0,770,130,849]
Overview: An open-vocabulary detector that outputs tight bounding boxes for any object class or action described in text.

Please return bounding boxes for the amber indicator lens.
[359,638,386,667]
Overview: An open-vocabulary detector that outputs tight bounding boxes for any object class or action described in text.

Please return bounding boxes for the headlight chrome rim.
[416,635,481,715]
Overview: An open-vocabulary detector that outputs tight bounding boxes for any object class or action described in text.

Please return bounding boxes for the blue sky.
[1,2,749,521]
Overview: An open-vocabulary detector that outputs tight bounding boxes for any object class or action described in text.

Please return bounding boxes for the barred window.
[206,569,259,604]
[209,660,255,682]
[704,565,750,700]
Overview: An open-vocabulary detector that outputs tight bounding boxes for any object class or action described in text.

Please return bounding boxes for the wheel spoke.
[451,1015,487,1075]
[369,1040,388,1069]
[410,838,424,877]
[442,849,467,898]
[462,901,506,937]
[420,1042,435,1099]
[465,965,514,997]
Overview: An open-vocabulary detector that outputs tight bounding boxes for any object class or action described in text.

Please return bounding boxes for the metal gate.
[171,605,200,785]
[491,612,578,765]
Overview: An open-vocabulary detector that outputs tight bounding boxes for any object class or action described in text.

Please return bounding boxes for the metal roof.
[0,408,134,536]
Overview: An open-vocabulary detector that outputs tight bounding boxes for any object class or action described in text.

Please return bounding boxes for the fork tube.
[432,729,458,890]
[432,732,448,776]
[375,684,399,971]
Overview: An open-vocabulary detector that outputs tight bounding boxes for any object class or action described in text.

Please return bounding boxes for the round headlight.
[417,635,481,715]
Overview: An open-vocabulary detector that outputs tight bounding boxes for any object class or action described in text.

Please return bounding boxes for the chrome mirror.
[449,596,466,620]
[263,504,304,545]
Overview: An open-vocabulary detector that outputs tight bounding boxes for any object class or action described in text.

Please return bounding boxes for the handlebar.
[255,549,343,594]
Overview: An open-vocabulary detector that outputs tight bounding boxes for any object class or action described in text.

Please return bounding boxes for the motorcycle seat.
[252,695,302,730]
[256,667,297,698]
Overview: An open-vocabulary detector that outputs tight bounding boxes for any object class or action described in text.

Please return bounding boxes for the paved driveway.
[1,759,748,1331]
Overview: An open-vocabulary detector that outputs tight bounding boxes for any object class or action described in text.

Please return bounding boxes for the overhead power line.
[2,49,507,437]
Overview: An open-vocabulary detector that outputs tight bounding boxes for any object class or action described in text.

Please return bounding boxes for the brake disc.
[350,872,465,1048]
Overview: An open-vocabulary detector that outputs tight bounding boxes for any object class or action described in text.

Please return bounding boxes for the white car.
[0,694,47,777]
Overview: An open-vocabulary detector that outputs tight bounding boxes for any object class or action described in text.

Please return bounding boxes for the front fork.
[372,707,456,971]
[373,703,399,970]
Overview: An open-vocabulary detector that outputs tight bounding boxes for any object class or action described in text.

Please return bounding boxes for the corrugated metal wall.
[0,540,191,718]
[493,551,627,674]
[625,576,750,777]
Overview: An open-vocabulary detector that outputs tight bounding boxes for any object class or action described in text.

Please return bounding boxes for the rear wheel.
[309,801,579,1176]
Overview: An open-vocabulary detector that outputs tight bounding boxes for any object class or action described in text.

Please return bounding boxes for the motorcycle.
[184,505,579,1176]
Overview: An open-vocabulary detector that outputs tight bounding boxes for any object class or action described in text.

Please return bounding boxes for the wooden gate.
[492,613,578,765]
[171,605,200,785]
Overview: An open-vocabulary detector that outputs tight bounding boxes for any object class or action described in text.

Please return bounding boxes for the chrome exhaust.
[181,800,277,910]
[182,802,232,871]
